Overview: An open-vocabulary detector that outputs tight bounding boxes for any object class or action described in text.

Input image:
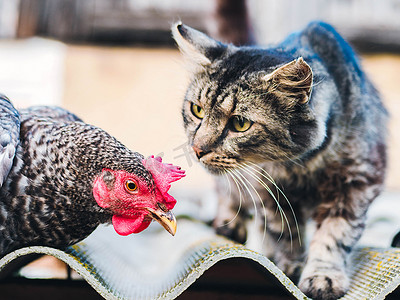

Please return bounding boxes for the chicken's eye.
[125,180,138,193]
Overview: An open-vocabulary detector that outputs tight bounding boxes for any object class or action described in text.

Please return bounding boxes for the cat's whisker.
[242,162,302,248]
[233,165,269,244]
[244,163,295,206]
[221,168,243,226]
[237,163,289,245]
[230,168,257,222]
[230,168,263,241]
[243,163,284,211]
[222,169,233,196]
[281,153,305,169]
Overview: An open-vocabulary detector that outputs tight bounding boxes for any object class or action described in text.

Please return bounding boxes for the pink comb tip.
[143,156,185,209]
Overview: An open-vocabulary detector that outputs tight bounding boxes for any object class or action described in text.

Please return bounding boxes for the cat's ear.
[264,57,313,104]
[172,22,227,70]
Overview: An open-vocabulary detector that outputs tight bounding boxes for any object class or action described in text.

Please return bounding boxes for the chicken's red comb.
[142,156,185,209]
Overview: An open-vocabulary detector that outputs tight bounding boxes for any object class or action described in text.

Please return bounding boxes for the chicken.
[0,94,185,256]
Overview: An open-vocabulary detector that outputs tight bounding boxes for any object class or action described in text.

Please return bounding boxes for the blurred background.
[1,0,399,190]
[0,0,399,296]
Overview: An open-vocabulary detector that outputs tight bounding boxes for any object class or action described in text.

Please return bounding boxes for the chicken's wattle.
[112,214,151,236]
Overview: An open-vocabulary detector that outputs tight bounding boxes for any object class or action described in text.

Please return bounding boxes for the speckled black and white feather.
[0,99,153,256]
[0,95,20,188]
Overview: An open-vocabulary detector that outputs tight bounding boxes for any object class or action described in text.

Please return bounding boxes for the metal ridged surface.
[0,219,398,300]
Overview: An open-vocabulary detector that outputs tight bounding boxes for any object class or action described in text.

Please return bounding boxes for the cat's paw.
[277,260,304,284]
[298,270,348,300]
[214,218,247,244]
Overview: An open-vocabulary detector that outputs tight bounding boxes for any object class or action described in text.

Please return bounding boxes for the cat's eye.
[231,116,253,132]
[125,180,138,193]
[190,103,205,119]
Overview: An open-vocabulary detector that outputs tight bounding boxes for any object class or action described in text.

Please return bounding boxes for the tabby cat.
[172,21,387,300]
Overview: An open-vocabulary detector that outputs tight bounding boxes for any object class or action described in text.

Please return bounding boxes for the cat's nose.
[192,145,209,159]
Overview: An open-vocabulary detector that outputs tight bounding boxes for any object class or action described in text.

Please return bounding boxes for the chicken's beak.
[147,208,177,236]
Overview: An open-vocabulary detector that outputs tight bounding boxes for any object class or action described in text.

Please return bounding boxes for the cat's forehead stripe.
[209,84,222,109]
[202,84,213,102]
[200,81,239,115]
[217,93,235,113]
[217,85,240,113]
[196,82,214,106]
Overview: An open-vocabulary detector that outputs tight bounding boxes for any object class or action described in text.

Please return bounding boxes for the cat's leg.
[261,197,305,282]
[298,161,385,300]
[297,140,387,300]
[298,215,362,300]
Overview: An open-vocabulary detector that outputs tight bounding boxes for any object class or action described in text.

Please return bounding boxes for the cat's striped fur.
[173,21,387,300]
